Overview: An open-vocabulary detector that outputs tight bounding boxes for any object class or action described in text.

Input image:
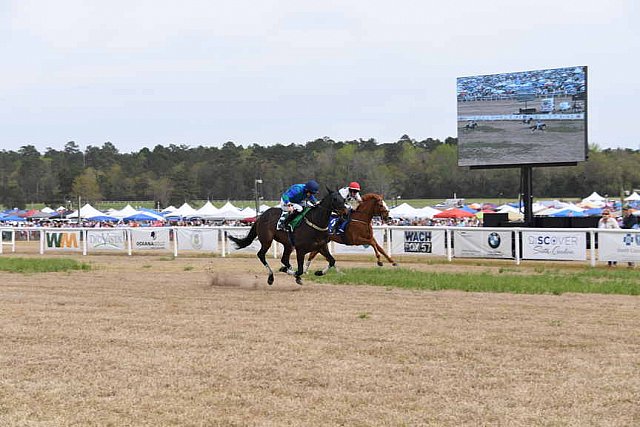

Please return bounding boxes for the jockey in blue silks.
[277,180,320,231]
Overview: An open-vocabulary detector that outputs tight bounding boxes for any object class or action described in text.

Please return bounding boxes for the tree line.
[1,137,639,209]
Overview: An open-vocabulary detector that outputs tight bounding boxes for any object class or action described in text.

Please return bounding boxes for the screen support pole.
[521,166,534,227]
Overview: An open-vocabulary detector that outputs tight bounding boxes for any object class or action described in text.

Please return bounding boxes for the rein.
[304,216,328,231]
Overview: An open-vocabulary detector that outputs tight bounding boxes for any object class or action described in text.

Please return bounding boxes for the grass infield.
[0,257,91,273]
[309,266,640,295]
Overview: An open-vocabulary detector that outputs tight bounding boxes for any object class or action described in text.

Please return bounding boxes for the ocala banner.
[86,229,127,251]
[130,228,171,251]
[598,230,640,262]
[391,228,446,256]
[522,231,586,261]
[176,228,218,252]
[453,229,513,259]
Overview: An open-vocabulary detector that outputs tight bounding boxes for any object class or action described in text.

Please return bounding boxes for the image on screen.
[457,66,587,168]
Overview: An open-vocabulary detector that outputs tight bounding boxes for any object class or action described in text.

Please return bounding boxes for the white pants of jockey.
[277,200,303,230]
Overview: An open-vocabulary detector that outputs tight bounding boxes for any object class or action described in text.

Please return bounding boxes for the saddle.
[287,207,312,231]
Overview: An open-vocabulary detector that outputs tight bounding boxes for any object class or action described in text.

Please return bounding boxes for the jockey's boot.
[283,212,296,232]
[276,211,288,231]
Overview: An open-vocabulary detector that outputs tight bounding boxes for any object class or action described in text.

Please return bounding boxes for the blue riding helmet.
[305,180,320,194]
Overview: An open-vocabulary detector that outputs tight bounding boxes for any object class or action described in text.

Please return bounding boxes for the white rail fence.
[2,226,640,267]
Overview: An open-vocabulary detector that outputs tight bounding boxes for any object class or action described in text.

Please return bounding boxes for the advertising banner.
[333,229,385,254]
[522,231,586,260]
[224,228,262,254]
[177,228,218,252]
[453,229,513,259]
[391,228,446,256]
[86,229,127,251]
[44,230,82,251]
[130,228,171,251]
[598,231,640,262]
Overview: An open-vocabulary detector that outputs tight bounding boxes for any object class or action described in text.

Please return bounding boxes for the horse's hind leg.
[257,243,275,285]
[305,250,319,273]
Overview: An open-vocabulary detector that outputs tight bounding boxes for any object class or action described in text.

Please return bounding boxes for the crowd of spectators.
[457,67,586,102]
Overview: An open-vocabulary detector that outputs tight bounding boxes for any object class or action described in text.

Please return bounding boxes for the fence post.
[590,229,596,267]
[515,229,521,266]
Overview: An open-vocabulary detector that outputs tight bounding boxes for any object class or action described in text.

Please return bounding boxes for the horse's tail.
[228,223,258,249]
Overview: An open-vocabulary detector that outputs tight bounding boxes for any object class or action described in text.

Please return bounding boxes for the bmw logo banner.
[453,229,513,259]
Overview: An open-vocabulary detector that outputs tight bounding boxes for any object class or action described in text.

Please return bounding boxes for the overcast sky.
[1,0,638,153]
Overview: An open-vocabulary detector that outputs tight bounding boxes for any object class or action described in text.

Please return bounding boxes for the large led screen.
[457,66,587,167]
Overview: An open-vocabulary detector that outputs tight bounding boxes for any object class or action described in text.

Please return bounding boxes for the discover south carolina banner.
[522,231,586,261]
[453,229,513,259]
[86,229,127,251]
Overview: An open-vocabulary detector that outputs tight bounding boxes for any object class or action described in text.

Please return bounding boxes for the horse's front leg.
[370,242,384,267]
[294,250,306,285]
[373,239,397,267]
[314,243,336,276]
[278,243,295,275]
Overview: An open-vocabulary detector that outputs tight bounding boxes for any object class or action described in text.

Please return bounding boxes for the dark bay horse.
[307,193,398,268]
[228,189,346,285]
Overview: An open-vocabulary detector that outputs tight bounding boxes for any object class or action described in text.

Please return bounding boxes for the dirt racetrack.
[1,250,639,426]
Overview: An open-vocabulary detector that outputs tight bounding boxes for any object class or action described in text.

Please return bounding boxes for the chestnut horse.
[307,193,397,268]
[228,189,345,285]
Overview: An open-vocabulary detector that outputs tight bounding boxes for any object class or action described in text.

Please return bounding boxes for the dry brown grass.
[1,250,639,426]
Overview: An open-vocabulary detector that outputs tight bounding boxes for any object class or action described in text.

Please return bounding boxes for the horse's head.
[321,187,346,216]
[360,193,390,221]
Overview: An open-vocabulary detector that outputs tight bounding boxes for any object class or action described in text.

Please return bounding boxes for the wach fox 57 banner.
[598,230,640,262]
[390,229,446,256]
[44,230,82,251]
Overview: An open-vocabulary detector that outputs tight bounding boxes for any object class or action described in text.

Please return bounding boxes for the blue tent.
[86,215,119,222]
[583,208,603,216]
[460,205,478,214]
[0,215,26,222]
[124,212,163,221]
[550,209,586,217]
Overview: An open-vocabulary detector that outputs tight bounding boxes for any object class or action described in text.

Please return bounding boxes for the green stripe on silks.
[289,207,312,230]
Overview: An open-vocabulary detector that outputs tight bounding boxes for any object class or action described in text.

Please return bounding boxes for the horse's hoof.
[314,270,324,276]
[392,262,398,267]
[295,276,303,285]
[377,261,383,267]
[278,266,288,273]
[267,275,274,285]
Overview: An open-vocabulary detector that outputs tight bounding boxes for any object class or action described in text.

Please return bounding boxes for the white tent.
[190,201,219,219]
[211,202,247,220]
[166,203,197,218]
[111,204,139,219]
[624,191,640,201]
[41,206,55,213]
[66,203,110,219]
[389,202,421,219]
[414,206,442,219]
[161,205,177,214]
[582,192,606,203]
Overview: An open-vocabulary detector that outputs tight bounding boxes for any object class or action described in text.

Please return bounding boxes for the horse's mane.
[361,193,381,202]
